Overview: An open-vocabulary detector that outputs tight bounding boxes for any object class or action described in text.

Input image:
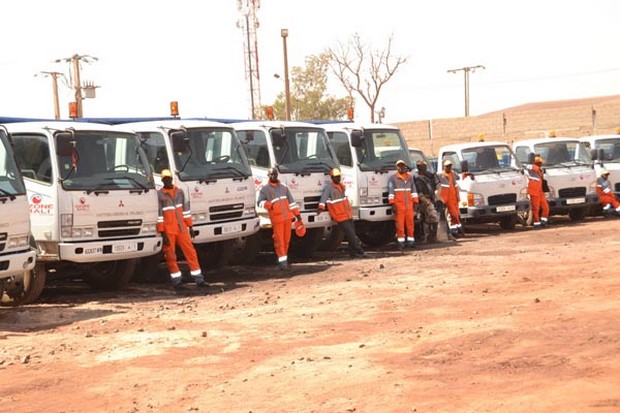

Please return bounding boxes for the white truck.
[4,120,162,303]
[513,137,598,221]
[580,133,620,214]
[0,126,37,305]
[321,122,413,247]
[438,141,529,229]
[232,121,340,259]
[120,119,260,270]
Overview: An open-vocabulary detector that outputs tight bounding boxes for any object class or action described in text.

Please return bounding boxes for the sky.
[2,0,620,124]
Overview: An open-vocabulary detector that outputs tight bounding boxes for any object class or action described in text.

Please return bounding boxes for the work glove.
[161,232,170,246]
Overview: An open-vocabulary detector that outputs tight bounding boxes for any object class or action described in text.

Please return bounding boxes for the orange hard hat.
[534,156,544,164]
[294,219,306,237]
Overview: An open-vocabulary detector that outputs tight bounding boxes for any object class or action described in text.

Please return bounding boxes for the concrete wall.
[393,94,620,157]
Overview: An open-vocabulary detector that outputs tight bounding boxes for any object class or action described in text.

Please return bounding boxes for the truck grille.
[97,219,142,238]
[558,187,586,198]
[382,191,389,204]
[303,196,321,210]
[488,193,517,206]
[615,183,620,193]
[209,203,244,221]
[0,232,5,252]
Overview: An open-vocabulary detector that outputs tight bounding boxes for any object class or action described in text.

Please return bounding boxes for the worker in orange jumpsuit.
[257,167,302,270]
[157,169,206,289]
[388,160,419,250]
[318,168,366,258]
[596,169,620,216]
[439,160,464,236]
[527,156,550,228]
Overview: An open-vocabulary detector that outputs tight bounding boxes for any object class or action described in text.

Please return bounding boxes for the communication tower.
[237,0,262,119]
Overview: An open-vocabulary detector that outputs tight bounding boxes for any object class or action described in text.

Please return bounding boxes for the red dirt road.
[2,217,620,412]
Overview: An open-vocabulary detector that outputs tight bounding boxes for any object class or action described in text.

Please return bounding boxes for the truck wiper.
[115,175,150,193]
[212,164,250,178]
[0,188,17,201]
[303,161,332,173]
[85,183,111,195]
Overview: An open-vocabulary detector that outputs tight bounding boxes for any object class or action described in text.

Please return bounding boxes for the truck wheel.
[568,207,587,221]
[1,263,47,306]
[133,253,168,284]
[84,259,138,291]
[516,209,532,227]
[197,240,235,270]
[229,233,263,265]
[356,221,395,247]
[289,227,324,258]
[499,214,518,230]
[318,225,345,251]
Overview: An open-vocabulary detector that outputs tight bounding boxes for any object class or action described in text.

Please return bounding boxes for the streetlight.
[281,28,291,121]
[447,65,485,117]
[55,54,98,118]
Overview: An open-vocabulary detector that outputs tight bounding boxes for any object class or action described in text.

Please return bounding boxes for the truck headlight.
[191,213,207,223]
[61,213,73,226]
[467,192,485,207]
[8,235,29,248]
[244,205,257,217]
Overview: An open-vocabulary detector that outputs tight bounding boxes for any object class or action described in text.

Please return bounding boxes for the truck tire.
[229,233,263,265]
[356,221,395,247]
[197,240,235,270]
[83,258,138,291]
[289,227,324,258]
[318,225,345,251]
[499,214,518,230]
[1,263,47,306]
[568,207,587,221]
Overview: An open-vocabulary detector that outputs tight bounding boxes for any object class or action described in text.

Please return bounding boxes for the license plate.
[496,205,516,212]
[566,197,585,205]
[113,242,137,253]
[221,223,242,234]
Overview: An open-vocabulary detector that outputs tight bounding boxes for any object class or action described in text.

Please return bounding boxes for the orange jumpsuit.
[527,164,550,226]
[596,176,620,209]
[157,186,202,281]
[439,170,462,229]
[388,172,419,244]
[257,180,300,264]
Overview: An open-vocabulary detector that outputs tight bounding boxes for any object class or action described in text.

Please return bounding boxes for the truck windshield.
[271,127,338,174]
[58,131,154,191]
[592,137,620,162]
[175,128,252,181]
[0,131,27,196]
[356,130,410,172]
[533,141,591,167]
[461,145,520,173]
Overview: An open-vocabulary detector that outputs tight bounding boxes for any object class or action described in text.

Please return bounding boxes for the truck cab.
[323,123,413,246]
[513,137,598,221]
[233,121,340,257]
[438,141,529,229]
[580,133,620,212]
[121,120,260,269]
[0,126,37,305]
[5,121,162,303]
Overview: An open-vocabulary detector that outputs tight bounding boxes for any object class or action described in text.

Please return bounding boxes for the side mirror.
[170,130,189,153]
[270,128,285,146]
[460,159,469,173]
[350,130,364,147]
[55,132,76,156]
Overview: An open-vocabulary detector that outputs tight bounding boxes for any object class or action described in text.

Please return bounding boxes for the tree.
[327,34,407,123]
[267,53,351,121]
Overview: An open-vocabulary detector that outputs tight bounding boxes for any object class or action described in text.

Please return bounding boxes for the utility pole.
[35,71,65,120]
[281,28,291,121]
[447,65,485,117]
[55,54,98,118]
[236,0,262,119]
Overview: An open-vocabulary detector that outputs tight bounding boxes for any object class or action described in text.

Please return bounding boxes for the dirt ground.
[1,216,620,413]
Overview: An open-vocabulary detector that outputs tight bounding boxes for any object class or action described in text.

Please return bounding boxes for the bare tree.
[327,34,407,123]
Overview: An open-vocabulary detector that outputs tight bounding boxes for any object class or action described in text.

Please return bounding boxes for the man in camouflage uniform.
[414,160,440,243]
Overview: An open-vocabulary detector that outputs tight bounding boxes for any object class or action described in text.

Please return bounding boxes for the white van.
[5,121,162,303]
[513,137,598,221]
[580,133,620,212]
[0,126,37,305]
[438,141,529,229]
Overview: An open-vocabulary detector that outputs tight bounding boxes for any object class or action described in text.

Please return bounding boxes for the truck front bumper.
[192,217,260,244]
[52,236,163,263]
[459,201,530,221]
[0,248,37,279]
[548,194,599,214]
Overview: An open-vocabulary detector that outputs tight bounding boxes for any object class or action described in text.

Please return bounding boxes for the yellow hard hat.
[161,169,173,178]
[443,160,453,166]
[330,168,341,177]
